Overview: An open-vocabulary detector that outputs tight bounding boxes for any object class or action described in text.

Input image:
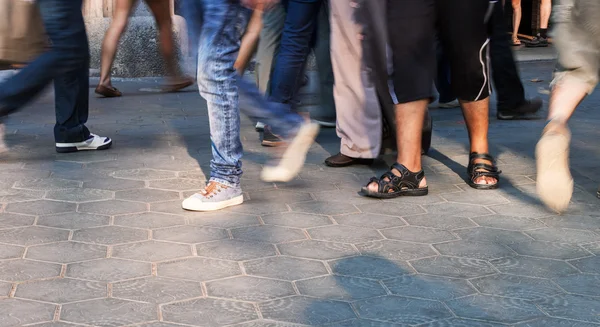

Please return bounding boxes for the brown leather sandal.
[161,78,194,93]
[95,85,122,98]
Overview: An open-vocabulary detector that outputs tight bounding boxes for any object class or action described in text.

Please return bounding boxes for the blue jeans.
[0,0,91,143]
[269,0,335,118]
[182,0,304,187]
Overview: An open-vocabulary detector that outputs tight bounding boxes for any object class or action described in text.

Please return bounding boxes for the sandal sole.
[359,187,429,199]
[536,129,573,212]
[467,182,499,190]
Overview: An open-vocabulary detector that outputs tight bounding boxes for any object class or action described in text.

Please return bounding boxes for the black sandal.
[467,152,501,190]
[359,163,428,199]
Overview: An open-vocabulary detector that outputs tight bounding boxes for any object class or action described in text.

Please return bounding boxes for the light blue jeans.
[181,0,304,187]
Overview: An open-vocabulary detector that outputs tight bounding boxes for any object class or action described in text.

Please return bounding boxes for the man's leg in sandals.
[536,0,600,212]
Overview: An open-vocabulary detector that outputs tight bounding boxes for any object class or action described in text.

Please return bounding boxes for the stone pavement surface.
[0,61,599,327]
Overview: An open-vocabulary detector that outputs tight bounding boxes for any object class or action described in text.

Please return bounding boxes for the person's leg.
[146,0,194,90]
[438,0,500,188]
[536,0,600,212]
[255,3,286,94]
[512,0,522,44]
[527,0,552,47]
[490,0,542,119]
[362,0,434,197]
[311,1,336,126]
[96,0,136,96]
[234,9,263,74]
[326,0,381,166]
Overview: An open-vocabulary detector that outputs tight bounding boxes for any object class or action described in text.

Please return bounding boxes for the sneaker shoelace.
[200,181,227,199]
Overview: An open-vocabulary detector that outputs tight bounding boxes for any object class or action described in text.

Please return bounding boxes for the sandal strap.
[467,153,502,184]
[366,163,426,194]
[469,152,495,162]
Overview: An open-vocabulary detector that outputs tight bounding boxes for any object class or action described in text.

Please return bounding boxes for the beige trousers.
[330,0,382,158]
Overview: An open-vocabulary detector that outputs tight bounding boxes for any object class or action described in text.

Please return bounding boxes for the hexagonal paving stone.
[114,212,185,229]
[554,274,600,297]
[329,256,413,279]
[158,257,241,281]
[488,202,555,218]
[206,276,295,301]
[45,188,114,202]
[419,318,507,327]
[525,228,600,244]
[355,295,452,325]
[0,226,69,246]
[112,168,176,180]
[381,226,457,243]
[0,281,10,297]
[0,189,45,204]
[227,200,290,215]
[13,178,81,190]
[569,256,600,274]
[260,296,356,325]
[358,203,425,217]
[507,241,590,260]
[188,212,261,229]
[61,298,156,326]
[112,240,192,262]
[73,225,149,245]
[26,242,107,263]
[83,178,146,191]
[0,299,56,326]
[289,201,360,216]
[446,294,544,324]
[112,276,203,304]
[0,259,61,282]
[36,213,110,229]
[244,256,328,281]
[441,189,509,206]
[421,202,491,218]
[471,214,546,231]
[296,275,386,301]
[195,240,276,261]
[15,278,106,303]
[153,225,227,244]
[0,244,24,260]
[162,298,258,326]
[0,213,35,227]
[514,317,600,327]
[536,294,600,324]
[356,240,437,261]
[308,225,383,244]
[115,189,180,203]
[454,227,534,245]
[383,275,476,301]
[66,258,151,282]
[233,321,313,327]
[277,240,358,260]
[232,225,306,243]
[433,241,515,260]
[583,242,600,255]
[491,256,579,278]
[541,214,600,230]
[403,214,477,230]
[262,212,332,228]
[148,178,206,191]
[411,256,495,278]
[246,189,313,203]
[471,274,562,301]
[333,213,406,229]
[78,200,147,216]
[6,200,76,216]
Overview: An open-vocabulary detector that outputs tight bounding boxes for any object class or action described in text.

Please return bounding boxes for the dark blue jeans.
[268,0,335,119]
[0,0,91,143]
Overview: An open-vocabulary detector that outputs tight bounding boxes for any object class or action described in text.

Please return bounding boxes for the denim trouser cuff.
[209,177,240,189]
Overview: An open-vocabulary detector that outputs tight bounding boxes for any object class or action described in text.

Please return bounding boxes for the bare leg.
[511,0,522,44]
[366,100,428,192]
[547,83,586,123]
[98,0,136,88]
[235,10,263,74]
[461,97,497,185]
[540,0,551,29]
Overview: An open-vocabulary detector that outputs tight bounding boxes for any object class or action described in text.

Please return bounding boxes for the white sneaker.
[182,182,244,211]
[56,133,112,153]
[261,123,320,182]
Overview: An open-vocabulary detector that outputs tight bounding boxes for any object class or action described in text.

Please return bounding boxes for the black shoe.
[526,35,549,48]
[325,153,374,167]
[497,98,543,120]
[261,127,284,147]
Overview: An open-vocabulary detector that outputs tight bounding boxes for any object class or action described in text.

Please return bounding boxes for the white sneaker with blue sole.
[56,133,112,153]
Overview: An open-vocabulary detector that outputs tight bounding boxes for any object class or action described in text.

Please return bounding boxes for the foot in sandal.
[95,84,122,97]
[536,120,573,212]
[360,163,428,199]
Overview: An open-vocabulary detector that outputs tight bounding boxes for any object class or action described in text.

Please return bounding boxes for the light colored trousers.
[330,0,384,158]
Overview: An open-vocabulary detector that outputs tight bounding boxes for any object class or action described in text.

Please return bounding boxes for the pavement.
[0,60,599,327]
